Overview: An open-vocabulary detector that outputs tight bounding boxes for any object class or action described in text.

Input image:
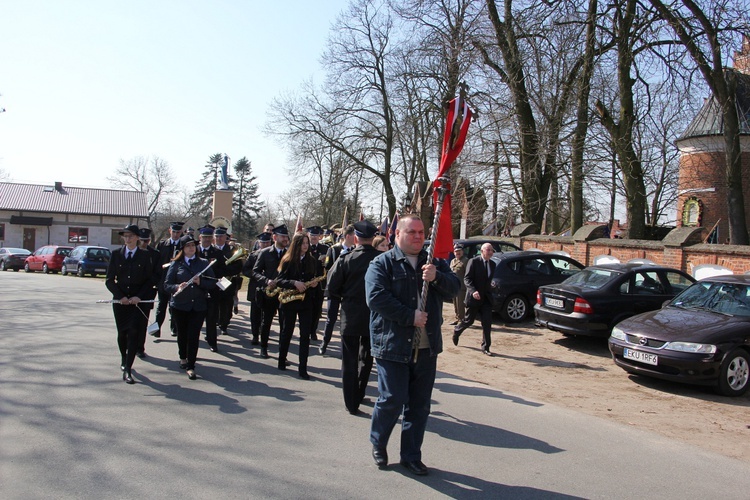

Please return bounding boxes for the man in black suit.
[306,226,329,342]
[136,227,161,358]
[453,243,496,355]
[197,225,222,352]
[153,221,184,337]
[251,224,290,358]
[242,232,273,345]
[320,224,356,354]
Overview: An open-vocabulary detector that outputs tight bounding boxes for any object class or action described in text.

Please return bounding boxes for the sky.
[0,0,350,203]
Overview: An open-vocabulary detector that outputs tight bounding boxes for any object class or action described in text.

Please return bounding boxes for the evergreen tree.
[233,157,264,241]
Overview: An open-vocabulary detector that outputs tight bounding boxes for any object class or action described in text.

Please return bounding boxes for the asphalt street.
[1,271,749,499]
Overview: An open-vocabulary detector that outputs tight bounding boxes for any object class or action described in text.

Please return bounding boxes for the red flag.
[432,96,473,259]
[359,210,365,221]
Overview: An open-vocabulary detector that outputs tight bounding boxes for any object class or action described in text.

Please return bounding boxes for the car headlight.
[663,342,716,354]
[610,326,627,341]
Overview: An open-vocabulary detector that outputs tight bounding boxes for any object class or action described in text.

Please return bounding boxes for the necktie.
[126,251,133,261]
[485,260,490,277]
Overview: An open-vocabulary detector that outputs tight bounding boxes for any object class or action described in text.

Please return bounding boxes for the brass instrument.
[225,245,248,265]
[277,272,327,304]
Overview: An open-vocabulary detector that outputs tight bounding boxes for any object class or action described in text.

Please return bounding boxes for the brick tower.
[675,37,750,242]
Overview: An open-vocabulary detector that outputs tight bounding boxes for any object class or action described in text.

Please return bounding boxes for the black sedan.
[0,247,31,271]
[535,263,695,337]
[608,275,750,397]
[490,251,585,322]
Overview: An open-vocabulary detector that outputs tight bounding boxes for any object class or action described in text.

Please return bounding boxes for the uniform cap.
[272,224,289,235]
[353,220,378,239]
[199,225,215,236]
[214,227,228,236]
[305,226,323,236]
[169,221,185,231]
[138,228,152,240]
[119,224,140,235]
[257,232,272,242]
[178,234,197,249]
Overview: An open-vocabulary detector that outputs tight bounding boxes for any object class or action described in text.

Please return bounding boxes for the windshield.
[563,268,620,290]
[671,281,750,317]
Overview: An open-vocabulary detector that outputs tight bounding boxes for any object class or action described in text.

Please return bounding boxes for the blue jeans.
[370,349,437,462]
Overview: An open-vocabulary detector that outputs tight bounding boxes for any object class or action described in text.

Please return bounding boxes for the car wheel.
[61,265,68,276]
[0,260,6,271]
[25,263,32,273]
[502,294,529,322]
[717,348,750,397]
[77,267,85,277]
[42,263,49,274]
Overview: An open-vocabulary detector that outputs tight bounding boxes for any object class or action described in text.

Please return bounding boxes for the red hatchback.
[24,245,73,273]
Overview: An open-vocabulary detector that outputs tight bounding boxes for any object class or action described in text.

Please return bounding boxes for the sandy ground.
[437,305,750,464]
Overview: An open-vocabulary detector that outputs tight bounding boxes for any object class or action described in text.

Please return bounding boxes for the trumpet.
[277,273,327,304]
[225,245,248,265]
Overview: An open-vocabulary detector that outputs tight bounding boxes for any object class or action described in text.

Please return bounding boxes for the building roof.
[0,181,148,218]
[678,69,750,141]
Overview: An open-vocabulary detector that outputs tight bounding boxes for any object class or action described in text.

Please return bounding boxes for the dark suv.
[62,246,112,277]
[490,251,585,322]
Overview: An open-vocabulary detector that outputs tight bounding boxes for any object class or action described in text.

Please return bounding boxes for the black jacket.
[464,256,496,305]
[326,244,381,337]
[164,257,216,312]
[105,246,155,300]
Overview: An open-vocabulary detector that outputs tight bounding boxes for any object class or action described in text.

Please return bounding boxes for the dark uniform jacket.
[156,238,181,266]
[276,255,324,309]
[143,246,162,301]
[242,249,261,300]
[164,257,216,311]
[106,247,155,300]
[464,256,496,305]
[212,244,243,283]
[252,245,286,287]
[326,244,380,337]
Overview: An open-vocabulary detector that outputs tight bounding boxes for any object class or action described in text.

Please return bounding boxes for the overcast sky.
[0,0,349,202]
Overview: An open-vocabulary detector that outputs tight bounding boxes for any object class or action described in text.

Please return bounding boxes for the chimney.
[54,181,63,192]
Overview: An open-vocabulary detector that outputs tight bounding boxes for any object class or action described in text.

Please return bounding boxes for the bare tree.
[107,155,176,229]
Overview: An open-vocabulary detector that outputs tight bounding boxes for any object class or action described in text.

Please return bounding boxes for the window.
[68,227,89,244]
[111,229,121,245]
[0,223,4,241]
[549,257,583,277]
[664,272,693,294]
[633,271,665,295]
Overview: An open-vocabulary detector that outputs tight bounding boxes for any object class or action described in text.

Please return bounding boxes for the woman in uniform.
[163,234,216,380]
[275,231,324,379]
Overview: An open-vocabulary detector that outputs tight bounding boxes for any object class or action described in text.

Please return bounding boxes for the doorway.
[23,228,36,252]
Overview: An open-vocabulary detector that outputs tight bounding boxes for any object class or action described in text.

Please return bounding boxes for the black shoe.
[123,371,135,384]
[220,328,227,336]
[120,365,125,372]
[150,330,161,338]
[233,305,239,314]
[278,363,287,371]
[260,347,269,359]
[372,446,388,468]
[452,333,460,346]
[179,359,188,369]
[187,369,197,380]
[137,350,147,359]
[347,407,361,415]
[209,344,218,353]
[171,332,177,337]
[298,371,310,380]
[319,340,329,355]
[310,334,319,342]
[449,320,459,325]
[251,337,259,346]
[400,460,428,476]
[482,348,492,356]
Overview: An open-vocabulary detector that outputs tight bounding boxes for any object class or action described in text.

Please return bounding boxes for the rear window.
[86,248,111,260]
[564,268,620,290]
[56,248,72,256]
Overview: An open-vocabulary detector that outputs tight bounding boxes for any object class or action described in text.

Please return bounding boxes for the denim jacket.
[365,245,460,363]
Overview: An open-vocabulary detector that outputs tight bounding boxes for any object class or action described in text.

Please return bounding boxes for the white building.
[0,181,148,251]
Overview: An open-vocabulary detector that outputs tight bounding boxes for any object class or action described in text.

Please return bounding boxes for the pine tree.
[233,157,264,241]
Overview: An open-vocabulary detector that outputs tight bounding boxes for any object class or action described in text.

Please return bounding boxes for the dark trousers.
[370,350,437,462]
[172,308,206,370]
[155,289,175,333]
[455,299,493,350]
[342,335,373,412]
[322,297,341,343]
[204,294,219,347]
[216,288,234,330]
[138,303,154,352]
[113,304,148,371]
[310,291,324,340]
[249,298,262,339]
[278,306,312,374]
[259,294,281,349]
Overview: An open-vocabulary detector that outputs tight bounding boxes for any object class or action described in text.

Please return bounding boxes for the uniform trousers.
[249,297,262,340]
[204,294,219,347]
[341,335,373,412]
[370,349,436,462]
[278,305,312,374]
[172,308,206,370]
[456,299,493,350]
[113,304,148,371]
[259,294,281,349]
[138,303,154,353]
[216,287,234,330]
[155,289,175,333]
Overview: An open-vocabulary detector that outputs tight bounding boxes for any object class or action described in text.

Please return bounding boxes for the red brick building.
[675,38,750,243]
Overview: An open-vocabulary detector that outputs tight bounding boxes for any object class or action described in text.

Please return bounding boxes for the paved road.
[2,271,749,499]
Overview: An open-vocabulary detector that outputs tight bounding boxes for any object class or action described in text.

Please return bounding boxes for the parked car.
[608,275,750,397]
[453,238,521,260]
[24,245,73,273]
[490,251,585,322]
[0,247,32,271]
[535,263,695,338]
[62,246,112,277]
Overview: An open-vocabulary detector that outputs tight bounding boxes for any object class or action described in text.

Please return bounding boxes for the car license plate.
[96,268,107,273]
[545,297,564,309]
[624,348,658,366]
